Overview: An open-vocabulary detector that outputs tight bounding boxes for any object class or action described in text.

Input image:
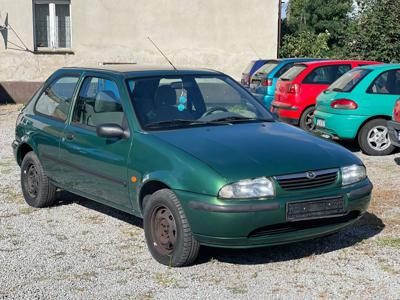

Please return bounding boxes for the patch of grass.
[19,206,38,215]
[153,272,178,287]
[376,237,400,249]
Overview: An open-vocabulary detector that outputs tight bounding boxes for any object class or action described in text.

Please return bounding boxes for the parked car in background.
[271,60,380,132]
[13,65,372,267]
[315,64,400,156]
[388,99,400,148]
[249,58,323,108]
[241,59,270,87]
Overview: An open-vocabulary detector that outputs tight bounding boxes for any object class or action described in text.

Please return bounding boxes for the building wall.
[0,0,279,102]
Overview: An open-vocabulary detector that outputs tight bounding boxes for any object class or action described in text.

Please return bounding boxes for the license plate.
[286,197,345,221]
[316,118,326,128]
[398,131,400,141]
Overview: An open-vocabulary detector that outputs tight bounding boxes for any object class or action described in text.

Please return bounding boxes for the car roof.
[357,63,400,71]
[60,64,222,77]
[295,60,380,67]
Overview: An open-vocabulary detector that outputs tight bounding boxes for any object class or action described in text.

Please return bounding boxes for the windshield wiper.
[144,119,220,129]
[207,116,274,124]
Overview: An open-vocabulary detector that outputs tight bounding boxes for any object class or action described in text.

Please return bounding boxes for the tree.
[280,31,330,58]
[344,0,400,62]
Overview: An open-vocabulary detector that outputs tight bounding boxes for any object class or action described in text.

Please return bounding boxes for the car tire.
[143,189,200,267]
[21,151,57,208]
[299,106,316,132]
[358,118,395,156]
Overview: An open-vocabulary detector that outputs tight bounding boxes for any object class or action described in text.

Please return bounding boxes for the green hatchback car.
[315,64,400,156]
[13,65,372,266]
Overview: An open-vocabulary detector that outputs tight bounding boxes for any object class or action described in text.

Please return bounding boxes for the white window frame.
[33,0,72,51]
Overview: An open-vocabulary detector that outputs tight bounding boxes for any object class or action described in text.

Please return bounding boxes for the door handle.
[66,133,75,140]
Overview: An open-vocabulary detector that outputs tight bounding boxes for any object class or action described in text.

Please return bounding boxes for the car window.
[72,77,125,128]
[274,63,294,78]
[127,75,272,130]
[328,69,371,92]
[368,69,400,95]
[35,76,79,121]
[280,65,307,81]
[254,62,279,77]
[303,65,352,84]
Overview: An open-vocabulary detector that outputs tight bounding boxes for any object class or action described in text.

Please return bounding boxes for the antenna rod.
[147,36,177,71]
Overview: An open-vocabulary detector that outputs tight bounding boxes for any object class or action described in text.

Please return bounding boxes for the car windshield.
[254,62,279,77]
[127,75,274,130]
[280,64,307,81]
[328,68,371,92]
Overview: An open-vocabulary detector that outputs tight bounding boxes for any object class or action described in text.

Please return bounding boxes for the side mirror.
[96,124,129,139]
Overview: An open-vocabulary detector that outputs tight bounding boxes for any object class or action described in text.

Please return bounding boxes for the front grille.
[275,168,339,191]
[248,211,360,238]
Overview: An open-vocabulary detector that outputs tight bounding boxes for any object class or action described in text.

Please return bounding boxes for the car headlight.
[219,177,275,199]
[341,165,366,186]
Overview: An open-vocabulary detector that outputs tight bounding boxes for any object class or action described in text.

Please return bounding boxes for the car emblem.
[306,171,317,179]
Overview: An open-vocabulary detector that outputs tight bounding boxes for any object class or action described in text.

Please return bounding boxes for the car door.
[59,74,132,210]
[31,73,81,184]
[360,69,400,115]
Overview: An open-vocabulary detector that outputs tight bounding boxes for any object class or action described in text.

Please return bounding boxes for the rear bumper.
[388,120,400,147]
[175,180,372,248]
[271,101,302,121]
[314,110,367,139]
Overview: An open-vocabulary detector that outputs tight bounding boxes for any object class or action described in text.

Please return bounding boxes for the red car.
[271,60,381,131]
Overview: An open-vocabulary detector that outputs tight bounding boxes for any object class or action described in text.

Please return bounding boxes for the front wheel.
[358,119,395,156]
[299,106,316,132]
[143,189,200,267]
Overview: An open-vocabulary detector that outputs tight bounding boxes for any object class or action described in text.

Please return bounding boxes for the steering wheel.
[201,106,229,118]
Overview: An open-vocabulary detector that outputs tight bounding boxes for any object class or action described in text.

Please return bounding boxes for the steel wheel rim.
[25,164,39,198]
[150,205,177,255]
[304,110,316,131]
[367,125,391,151]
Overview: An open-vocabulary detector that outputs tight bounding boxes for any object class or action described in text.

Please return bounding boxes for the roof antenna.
[147,36,177,71]
[250,45,261,60]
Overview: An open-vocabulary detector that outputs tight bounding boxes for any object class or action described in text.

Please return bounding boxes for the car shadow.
[196,212,384,265]
[53,191,384,266]
[395,157,400,165]
[336,139,361,153]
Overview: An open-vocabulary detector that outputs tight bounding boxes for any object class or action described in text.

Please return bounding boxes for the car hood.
[151,122,361,182]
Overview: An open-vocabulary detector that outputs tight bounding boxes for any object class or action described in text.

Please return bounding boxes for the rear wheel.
[21,152,56,207]
[299,106,316,132]
[143,189,200,267]
[358,119,395,156]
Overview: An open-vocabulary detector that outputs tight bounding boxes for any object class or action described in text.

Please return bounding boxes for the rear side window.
[72,77,124,128]
[35,76,79,121]
[274,63,294,78]
[280,65,307,81]
[328,69,371,92]
[254,62,279,77]
[303,65,352,84]
[368,69,400,95]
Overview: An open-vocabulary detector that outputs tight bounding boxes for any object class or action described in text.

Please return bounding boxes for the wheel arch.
[16,143,34,166]
[356,115,392,139]
[138,179,171,213]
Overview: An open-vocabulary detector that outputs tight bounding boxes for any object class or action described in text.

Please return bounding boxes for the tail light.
[394,99,400,122]
[287,83,300,94]
[262,78,273,87]
[331,99,358,110]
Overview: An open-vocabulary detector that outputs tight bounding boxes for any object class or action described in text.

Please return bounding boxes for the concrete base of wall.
[0,82,42,104]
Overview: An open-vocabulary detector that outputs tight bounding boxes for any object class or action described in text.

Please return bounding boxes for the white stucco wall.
[0,0,279,82]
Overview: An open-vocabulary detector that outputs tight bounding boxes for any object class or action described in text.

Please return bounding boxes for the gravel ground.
[1,104,399,299]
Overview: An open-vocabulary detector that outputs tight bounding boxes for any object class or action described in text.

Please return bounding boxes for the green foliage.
[344,0,400,63]
[280,30,330,58]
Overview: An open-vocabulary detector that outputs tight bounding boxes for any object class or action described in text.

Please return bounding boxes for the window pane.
[35,4,50,48]
[35,76,79,120]
[369,70,400,94]
[73,77,124,127]
[328,69,371,92]
[280,65,307,81]
[304,65,352,84]
[55,4,71,48]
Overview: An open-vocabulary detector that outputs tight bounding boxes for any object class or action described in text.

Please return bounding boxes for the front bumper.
[388,120,400,147]
[176,180,372,248]
[314,110,367,140]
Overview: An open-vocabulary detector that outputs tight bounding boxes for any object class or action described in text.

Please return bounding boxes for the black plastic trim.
[188,201,280,213]
[347,181,373,199]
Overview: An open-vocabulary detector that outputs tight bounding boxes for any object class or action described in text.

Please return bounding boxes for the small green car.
[13,65,372,266]
[315,64,400,156]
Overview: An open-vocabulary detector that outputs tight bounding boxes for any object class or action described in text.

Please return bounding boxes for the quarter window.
[73,77,125,128]
[35,76,79,121]
[368,70,400,95]
[34,0,71,49]
[303,65,352,84]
